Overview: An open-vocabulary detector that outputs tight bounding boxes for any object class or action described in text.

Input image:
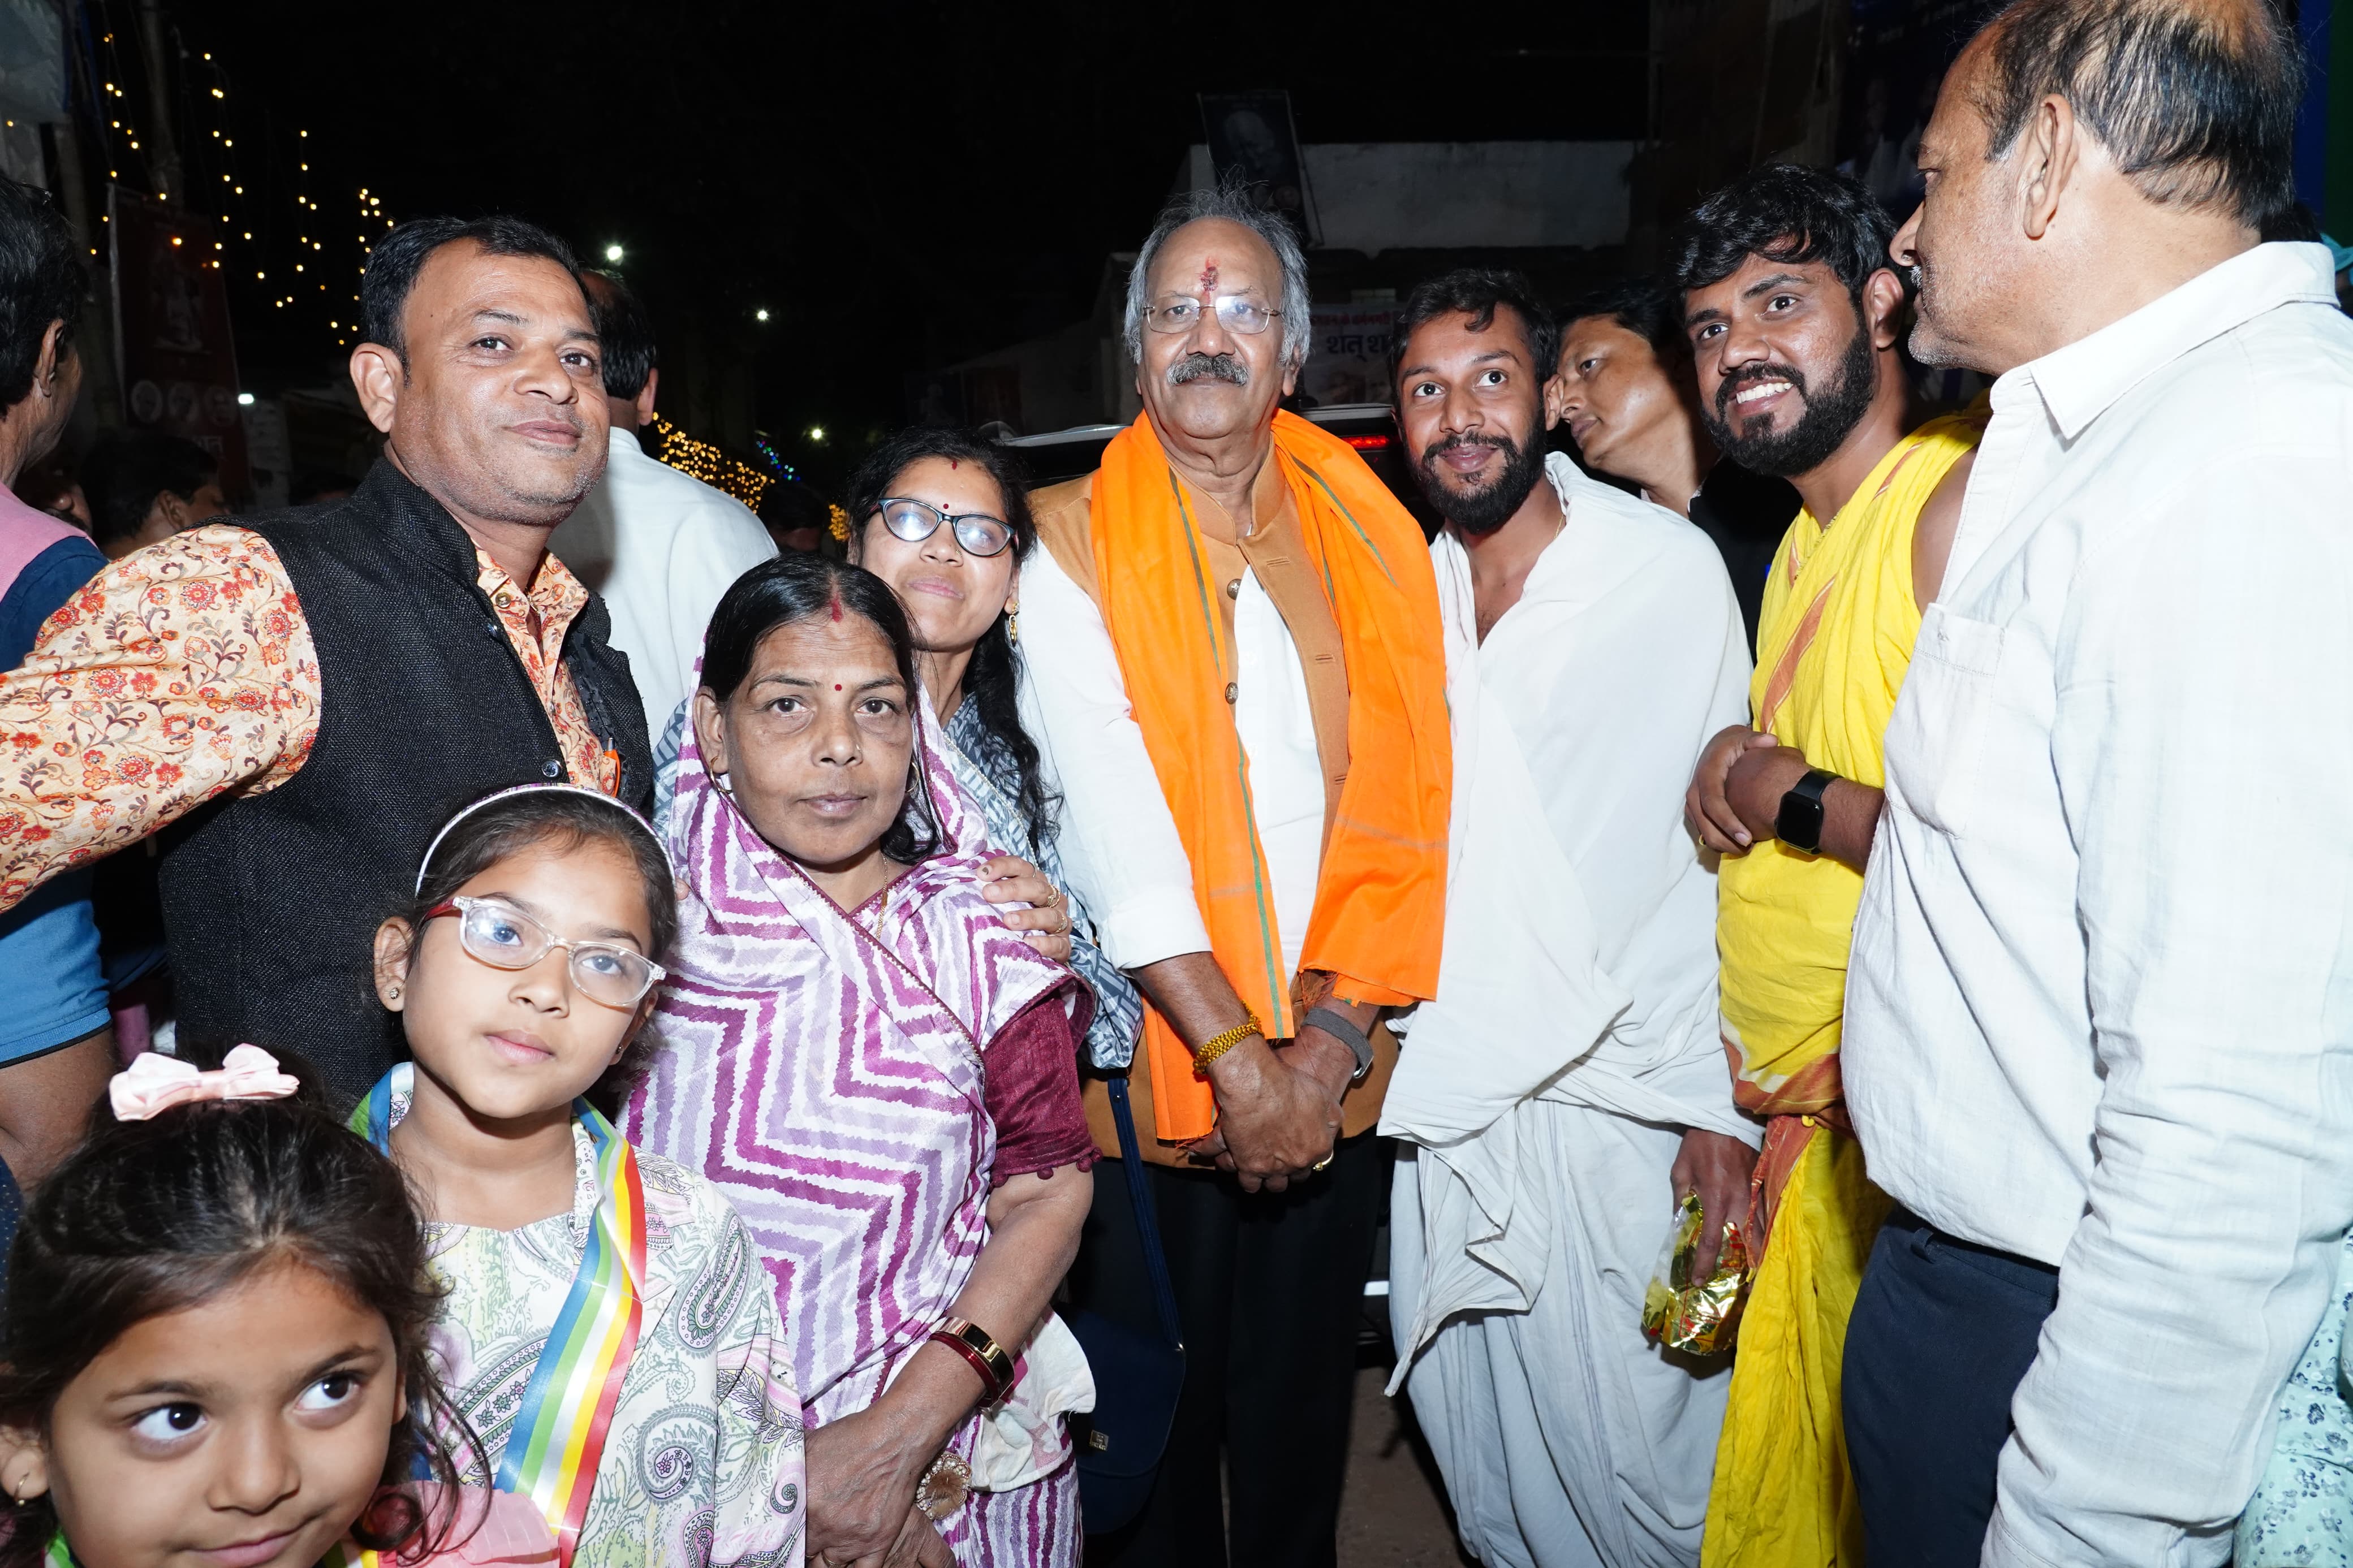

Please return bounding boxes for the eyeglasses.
[423,895,665,1008]
[875,497,1014,558]
[1142,294,1282,336]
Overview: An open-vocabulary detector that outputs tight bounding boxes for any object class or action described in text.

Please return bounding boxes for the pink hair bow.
[110,1044,300,1122]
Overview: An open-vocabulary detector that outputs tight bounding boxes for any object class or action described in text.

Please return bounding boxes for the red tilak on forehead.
[948,458,960,470]
[1199,260,1219,293]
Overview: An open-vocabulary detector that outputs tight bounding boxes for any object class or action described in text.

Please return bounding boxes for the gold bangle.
[1192,1009,1262,1073]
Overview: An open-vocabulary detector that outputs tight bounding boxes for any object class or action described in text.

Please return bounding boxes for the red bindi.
[834,683,843,690]
[948,458,960,469]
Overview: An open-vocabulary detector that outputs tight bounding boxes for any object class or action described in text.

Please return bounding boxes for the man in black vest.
[0,215,1076,1103]
[0,217,651,1098]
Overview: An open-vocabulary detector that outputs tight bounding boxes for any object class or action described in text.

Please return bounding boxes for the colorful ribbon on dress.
[352,1065,648,1567]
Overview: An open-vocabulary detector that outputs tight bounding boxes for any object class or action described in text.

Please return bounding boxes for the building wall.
[1179,140,1637,254]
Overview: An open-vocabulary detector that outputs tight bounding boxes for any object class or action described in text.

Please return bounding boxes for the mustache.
[1714,360,1811,420]
[1417,431,1518,472]
[1169,352,1249,386]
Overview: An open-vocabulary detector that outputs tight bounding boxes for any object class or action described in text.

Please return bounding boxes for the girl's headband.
[413,783,674,895]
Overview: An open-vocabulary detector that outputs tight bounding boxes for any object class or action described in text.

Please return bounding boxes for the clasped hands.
[1186,1025,1358,1194]
[1685,724,1812,856]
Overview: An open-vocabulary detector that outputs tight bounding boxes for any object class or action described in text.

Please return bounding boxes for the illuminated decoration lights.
[752,434,801,483]
[651,417,773,510]
[100,16,399,343]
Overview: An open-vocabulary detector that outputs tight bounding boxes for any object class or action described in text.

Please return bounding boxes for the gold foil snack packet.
[1640,1192,1752,1355]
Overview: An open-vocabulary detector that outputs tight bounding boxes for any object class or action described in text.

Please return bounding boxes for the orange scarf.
[1091,411,1450,1140]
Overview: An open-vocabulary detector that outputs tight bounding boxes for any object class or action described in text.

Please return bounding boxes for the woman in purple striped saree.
[627,554,1097,1568]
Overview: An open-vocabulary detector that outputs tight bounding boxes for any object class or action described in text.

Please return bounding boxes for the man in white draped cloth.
[1380,271,1759,1566]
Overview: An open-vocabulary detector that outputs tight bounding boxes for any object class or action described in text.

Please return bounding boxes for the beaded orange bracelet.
[1191,1009,1262,1073]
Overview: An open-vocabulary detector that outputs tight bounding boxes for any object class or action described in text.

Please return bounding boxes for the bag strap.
[1107,1074,1184,1351]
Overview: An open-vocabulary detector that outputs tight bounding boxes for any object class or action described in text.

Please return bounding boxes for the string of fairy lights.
[66,3,778,493]
[76,0,393,347]
[654,417,774,510]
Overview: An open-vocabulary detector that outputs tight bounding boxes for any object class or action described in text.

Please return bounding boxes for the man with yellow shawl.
[1015,187,1451,1567]
[1673,166,1981,1568]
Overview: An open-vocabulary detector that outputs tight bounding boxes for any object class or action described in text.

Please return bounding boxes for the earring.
[387,984,401,999]
[1005,601,1020,646]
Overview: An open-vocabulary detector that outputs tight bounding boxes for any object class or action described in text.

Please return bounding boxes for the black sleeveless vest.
[158,460,652,1100]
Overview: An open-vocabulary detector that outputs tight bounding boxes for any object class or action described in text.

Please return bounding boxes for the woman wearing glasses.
[629,551,1099,1568]
[843,428,1143,1079]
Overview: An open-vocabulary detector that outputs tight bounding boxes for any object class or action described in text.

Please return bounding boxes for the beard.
[1701,323,1878,477]
[1412,431,1548,535]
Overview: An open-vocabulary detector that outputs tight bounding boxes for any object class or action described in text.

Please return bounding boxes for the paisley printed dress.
[2238,1231,2353,1565]
[425,1122,805,1567]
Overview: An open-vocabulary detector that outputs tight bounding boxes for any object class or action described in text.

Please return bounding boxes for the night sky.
[153,0,1648,483]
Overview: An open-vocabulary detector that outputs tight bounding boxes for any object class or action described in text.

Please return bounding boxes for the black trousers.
[1067,1131,1386,1568]
[1843,1208,2061,1567]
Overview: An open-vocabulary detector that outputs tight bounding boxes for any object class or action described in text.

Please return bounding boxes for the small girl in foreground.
[366,785,803,1567]
[0,1050,473,1568]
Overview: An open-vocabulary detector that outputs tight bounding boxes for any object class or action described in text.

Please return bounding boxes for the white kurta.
[549,426,779,738]
[1382,454,1753,1568]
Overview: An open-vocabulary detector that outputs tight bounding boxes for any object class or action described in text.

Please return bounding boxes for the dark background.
[150,0,1650,485]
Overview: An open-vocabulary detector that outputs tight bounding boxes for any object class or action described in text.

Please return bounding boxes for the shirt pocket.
[1886,603,2006,840]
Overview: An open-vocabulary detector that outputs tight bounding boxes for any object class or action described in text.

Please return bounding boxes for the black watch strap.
[1303,1005,1375,1081]
[1775,768,1837,855]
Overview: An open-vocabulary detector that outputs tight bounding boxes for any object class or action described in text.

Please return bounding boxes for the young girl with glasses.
[0,1051,476,1567]
[364,785,804,1567]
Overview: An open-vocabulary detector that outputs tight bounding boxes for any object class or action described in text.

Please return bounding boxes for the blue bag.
[1067,1074,1186,1535]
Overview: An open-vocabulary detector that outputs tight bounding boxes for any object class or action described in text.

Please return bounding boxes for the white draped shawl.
[1384,455,1756,1363]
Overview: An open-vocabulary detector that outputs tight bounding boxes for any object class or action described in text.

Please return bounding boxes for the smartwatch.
[1774,768,1837,856]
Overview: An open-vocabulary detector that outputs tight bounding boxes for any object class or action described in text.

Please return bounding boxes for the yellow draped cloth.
[1704,411,1983,1568]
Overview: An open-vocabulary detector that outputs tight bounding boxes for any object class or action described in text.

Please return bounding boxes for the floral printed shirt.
[426,1124,805,1567]
[0,524,617,908]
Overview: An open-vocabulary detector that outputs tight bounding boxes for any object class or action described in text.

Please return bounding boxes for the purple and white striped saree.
[627,715,1082,1565]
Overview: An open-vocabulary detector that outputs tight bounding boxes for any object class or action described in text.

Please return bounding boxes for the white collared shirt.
[550,426,778,737]
[1845,243,2353,1566]
[1016,525,1324,979]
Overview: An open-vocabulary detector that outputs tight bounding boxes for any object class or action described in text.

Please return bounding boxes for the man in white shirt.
[1022,187,1453,1567]
[1379,268,1755,1567]
[1838,3,2353,1563]
[549,270,774,736]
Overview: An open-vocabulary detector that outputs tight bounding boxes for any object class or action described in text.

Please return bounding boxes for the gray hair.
[1975,0,2300,225]
[1122,185,1312,373]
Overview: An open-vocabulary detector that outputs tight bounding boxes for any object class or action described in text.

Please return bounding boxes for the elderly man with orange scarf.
[1018,186,1450,1568]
